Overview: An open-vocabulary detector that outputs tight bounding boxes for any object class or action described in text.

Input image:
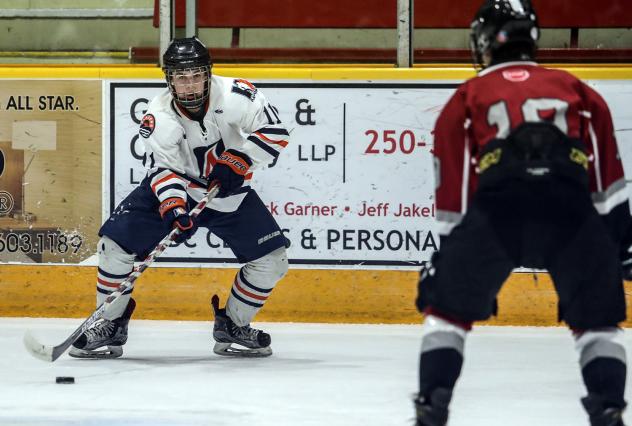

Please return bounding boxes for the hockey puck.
[55,376,75,384]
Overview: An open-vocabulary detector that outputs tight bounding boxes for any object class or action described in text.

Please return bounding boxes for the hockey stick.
[23,185,220,362]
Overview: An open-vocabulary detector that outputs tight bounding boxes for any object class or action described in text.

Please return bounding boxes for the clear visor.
[166,66,210,109]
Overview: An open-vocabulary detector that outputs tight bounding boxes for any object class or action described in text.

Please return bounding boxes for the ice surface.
[0,318,630,425]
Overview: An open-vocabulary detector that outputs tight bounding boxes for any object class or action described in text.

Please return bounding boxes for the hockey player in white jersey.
[70,37,290,359]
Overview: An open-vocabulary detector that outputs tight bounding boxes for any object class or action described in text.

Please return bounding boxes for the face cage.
[166,65,211,109]
[469,23,487,70]
[469,20,536,71]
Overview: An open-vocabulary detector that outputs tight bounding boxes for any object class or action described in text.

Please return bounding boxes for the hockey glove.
[159,198,198,244]
[622,246,632,281]
[208,149,252,197]
[620,225,632,281]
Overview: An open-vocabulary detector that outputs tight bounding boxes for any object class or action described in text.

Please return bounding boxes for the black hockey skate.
[581,394,627,426]
[211,294,272,357]
[414,388,452,426]
[69,298,136,359]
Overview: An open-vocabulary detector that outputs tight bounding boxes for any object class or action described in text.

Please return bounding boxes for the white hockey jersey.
[139,75,289,212]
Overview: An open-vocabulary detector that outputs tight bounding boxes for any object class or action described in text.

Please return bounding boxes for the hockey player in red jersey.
[414,1,630,425]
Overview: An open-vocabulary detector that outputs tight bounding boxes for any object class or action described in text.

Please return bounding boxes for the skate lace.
[85,320,115,342]
[230,322,259,340]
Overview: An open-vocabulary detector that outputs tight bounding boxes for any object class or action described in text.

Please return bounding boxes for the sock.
[575,328,627,409]
[418,314,468,396]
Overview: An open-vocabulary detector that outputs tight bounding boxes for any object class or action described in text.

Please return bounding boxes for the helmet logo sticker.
[496,31,508,44]
[231,79,258,101]
[139,114,156,138]
[502,69,530,82]
[507,0,525,13]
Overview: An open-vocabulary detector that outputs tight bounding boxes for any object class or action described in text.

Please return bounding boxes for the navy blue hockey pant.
[100,179,288,263]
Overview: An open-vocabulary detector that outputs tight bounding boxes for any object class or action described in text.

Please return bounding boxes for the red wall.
[155,0,632,29]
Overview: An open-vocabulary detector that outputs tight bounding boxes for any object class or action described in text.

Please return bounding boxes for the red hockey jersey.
[433,61,629,238]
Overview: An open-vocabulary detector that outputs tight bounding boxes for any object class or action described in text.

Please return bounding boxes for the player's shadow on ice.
[117,355,328,368]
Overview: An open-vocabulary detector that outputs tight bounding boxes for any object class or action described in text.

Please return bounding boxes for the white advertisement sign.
[105,79,632,269]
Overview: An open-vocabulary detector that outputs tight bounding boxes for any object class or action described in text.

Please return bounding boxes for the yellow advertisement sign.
[0,81,101,263]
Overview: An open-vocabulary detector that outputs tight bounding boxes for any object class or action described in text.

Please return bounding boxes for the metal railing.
[0,9,153,18]
[157,0,415,68]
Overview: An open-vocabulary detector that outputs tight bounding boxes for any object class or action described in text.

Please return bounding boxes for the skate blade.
[213,342,272,358]
[68,345,123,359]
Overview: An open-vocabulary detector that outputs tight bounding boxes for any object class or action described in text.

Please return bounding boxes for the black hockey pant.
[417,179,626,329]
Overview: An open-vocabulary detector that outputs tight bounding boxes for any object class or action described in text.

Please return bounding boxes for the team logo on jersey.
[502,69,530,82]
[139,114,156,138]
[231,79,258,101]
[193,140,224,178]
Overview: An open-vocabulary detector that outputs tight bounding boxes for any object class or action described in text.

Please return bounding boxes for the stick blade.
[23,330,54,362]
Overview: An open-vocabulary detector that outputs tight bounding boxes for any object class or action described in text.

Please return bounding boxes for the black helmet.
[470,0,539,68]
[162,37,212,109]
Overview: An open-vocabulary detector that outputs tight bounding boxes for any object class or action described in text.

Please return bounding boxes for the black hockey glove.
[207,149,252,197]
[622,246,632,281]
[159,198,198,244]
[621,225,632,281]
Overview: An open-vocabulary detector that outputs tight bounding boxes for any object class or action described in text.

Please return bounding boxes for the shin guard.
[226,247,288,326]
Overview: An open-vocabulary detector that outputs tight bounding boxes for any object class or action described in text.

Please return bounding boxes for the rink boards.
[0,65,631,325]
[5,264,630,326]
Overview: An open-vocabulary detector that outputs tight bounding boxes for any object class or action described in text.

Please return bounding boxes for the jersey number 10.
[488,98,570,137]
